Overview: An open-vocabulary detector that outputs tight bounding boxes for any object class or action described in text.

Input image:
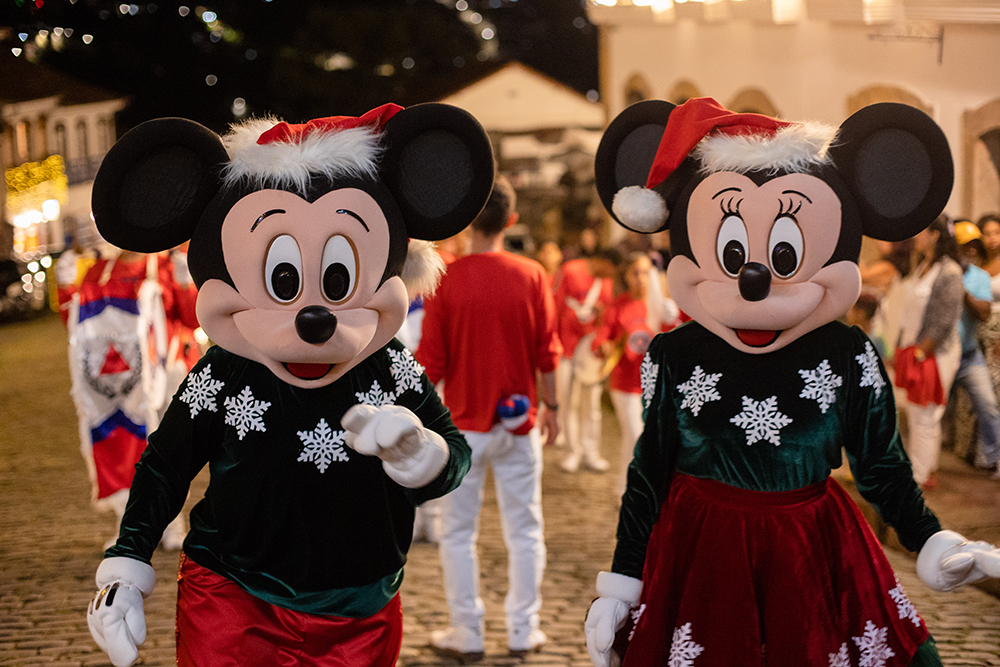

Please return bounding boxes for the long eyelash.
[721,196,743,217]
[777,198,803,218]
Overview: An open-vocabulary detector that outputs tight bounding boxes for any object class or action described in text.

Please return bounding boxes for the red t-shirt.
[417,251,563,433]
[592,293,656,394]
[552,258,613,359]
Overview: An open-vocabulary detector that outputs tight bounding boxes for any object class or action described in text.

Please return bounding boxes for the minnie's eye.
[769,216,804,277]
[264,235,302,303]
[322,235,357,303]
[717,215,749,277]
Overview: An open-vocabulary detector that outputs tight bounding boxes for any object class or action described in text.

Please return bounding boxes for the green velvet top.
[612,321,941,580]
[106,340,470,617]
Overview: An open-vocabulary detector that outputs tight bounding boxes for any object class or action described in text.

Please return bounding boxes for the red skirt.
[621,474,929,667]
[175,555,403,667]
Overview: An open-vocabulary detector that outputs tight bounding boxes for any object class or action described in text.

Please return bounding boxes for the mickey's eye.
[769,216,804,278]
[264,235,302,303]
[717,215,749,277]
[321,235,357,303]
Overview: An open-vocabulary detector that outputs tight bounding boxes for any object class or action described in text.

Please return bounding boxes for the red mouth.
[284,363,334,380]
[735,329,781,347]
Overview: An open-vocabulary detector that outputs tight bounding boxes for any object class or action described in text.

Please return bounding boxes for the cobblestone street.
[2,312,999,666]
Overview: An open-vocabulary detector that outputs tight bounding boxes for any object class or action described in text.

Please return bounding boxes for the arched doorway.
[624,73,652,107]
[962,98,1000,221]
[727,88,779,117]
[846,85,933,117]
[667,80,701,106]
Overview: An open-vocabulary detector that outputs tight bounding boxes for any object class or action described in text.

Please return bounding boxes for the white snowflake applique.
[388,347,424,396]
[224,385,271,440]
[852,620,895,667]
[668,622,704,667]
[178,363,225,418]
[627,603,647,641]
[828,642,851,667]
[677,365,722,416]
[730,395,793,446]
[856,342,886,398]
[799,359,843,414]
[640,354,660,408]
[356,380,396,407]
[297,418,349,473]
[888,577,921,627]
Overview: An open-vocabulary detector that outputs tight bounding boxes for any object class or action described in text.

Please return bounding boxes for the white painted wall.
[599,18,1000,215]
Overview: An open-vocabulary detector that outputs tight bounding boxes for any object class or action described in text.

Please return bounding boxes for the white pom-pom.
[401,239,446,300]
[612,186,668,233]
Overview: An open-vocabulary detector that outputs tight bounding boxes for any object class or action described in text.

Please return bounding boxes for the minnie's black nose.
[295,306,338,344]
[738,262,771,302]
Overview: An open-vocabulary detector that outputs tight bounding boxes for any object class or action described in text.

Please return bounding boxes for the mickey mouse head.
[595,98,953,353]
[92,103,494,386]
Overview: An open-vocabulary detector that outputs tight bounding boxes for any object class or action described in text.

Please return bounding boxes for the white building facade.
[587,0,1000,221]
[1,49,126,259]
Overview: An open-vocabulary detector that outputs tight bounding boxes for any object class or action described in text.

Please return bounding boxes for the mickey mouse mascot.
[84,103,494,667]
[584,98,1000,667]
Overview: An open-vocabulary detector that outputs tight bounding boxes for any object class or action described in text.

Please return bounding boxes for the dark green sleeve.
[843,329,941,553]
[612,334,678,579]
[400,370,471,507]
[104,349,223,564]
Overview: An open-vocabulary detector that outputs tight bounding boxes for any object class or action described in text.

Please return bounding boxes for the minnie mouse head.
[595,97,953,354]
[92,103,494,387]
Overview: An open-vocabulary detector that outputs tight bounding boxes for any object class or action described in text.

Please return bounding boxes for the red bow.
[256,103,404,145]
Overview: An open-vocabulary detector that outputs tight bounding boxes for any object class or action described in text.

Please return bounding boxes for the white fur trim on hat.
[612,185,669,233]
[221,117,383,195]
[695,122,837,176]
[402,239,446,301]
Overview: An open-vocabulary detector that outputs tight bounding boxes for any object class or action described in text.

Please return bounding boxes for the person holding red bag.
[892,215,965,490]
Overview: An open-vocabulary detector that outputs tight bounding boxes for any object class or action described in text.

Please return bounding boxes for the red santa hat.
[220,103,403,195]
[612,97,838,232]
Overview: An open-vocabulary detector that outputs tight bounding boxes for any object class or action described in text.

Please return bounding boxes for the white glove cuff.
[596,571,643,606]
[96,557,156,598]
[917,529,967,591]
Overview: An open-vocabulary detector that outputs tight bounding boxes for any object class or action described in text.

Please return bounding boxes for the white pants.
[556,357,604,463]
[438,426,546,633]
[610,389,644,493]
[906,402,946,485]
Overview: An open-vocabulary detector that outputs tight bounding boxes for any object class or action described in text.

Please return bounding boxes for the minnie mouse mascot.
[84,103,494,667]
[584,98,1000,667]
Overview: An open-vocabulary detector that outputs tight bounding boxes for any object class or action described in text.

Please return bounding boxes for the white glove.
[87,557,156,667]
[916,529,995,592]
[342,404,449,488]
[585,571,643,667]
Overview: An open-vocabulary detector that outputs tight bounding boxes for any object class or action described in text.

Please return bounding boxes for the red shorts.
[175,555,403,667]
[623,474,929,667]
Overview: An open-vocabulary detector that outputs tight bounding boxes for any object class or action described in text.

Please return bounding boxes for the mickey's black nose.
[738,262,771,302]
[295,306,338,344]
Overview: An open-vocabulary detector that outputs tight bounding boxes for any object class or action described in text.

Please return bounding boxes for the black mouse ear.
[595,100,679,234]
[92,118,230,252]
[828,103,953,242]
[379,103,495,241]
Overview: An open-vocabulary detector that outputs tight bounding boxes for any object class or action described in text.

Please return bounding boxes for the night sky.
[0,0,600,135]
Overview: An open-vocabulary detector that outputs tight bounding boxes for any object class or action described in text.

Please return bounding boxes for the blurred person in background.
[591,252,672,493]
[891,216,965,490]
[975,213,1000,436]
[418,174,561,656]
[949,221,1000,479]
[860,238,913,301]
[63,245,199,549]
[552,246,620,472]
